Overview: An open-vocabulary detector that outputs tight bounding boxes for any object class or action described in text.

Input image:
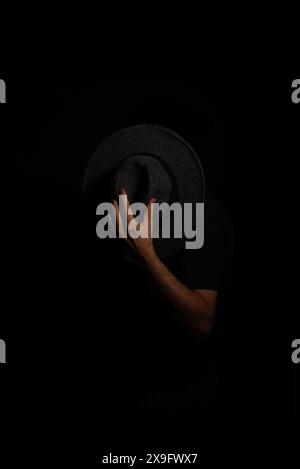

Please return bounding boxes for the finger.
[120,189,138,240]
[121,188,135,225]
[119,189,134,227]
[114,199,136,250]
[113,200,119,230]
[118,193,131,238]
[147,197,157,238]
[113,199,127,238]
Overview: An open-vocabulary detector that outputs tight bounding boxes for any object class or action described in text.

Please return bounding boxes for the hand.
[113,189,157,260]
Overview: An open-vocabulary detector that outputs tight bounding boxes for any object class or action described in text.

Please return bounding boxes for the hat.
[83,125,205,258]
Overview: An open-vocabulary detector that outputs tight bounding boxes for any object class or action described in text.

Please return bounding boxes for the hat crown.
[112,154,172,204]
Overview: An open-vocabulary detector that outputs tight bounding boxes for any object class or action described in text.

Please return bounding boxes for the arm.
[114,190,217,338]
[141,248,217,338]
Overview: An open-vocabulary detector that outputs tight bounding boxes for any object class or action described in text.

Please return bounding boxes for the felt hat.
[83,125,205,258]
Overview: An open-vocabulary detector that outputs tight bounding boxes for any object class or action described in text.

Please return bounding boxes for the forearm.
[142,248,214,337]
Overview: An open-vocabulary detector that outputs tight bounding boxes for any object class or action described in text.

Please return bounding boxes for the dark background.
[1,78,298,455]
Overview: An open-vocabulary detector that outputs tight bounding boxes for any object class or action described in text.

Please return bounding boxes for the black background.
[0,78,298,459]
